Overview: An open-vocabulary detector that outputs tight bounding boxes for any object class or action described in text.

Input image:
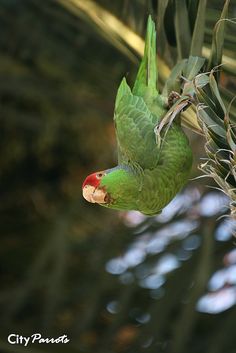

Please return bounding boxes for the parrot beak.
[83,185,107,204]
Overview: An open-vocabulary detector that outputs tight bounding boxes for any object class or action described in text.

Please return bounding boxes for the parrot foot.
[168,91,181,107]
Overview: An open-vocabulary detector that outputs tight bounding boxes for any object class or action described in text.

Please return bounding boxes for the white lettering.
[8,334,17,344]
[61,335,70,343]
[39,338,51,343]
[8,333,70,345]
[31,333,42,343]
[23,336,30,347]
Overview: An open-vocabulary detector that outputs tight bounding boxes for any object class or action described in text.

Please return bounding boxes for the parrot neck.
[100,165,140,210]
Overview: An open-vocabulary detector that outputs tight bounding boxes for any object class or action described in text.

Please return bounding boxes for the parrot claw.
[168,91,181,107]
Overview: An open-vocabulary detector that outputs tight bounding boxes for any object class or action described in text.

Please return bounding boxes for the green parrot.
[82,17,193,215]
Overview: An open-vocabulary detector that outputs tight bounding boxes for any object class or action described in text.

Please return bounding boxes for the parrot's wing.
[114,78,160,169]
[114,17,165,169]
[132,15,158,98]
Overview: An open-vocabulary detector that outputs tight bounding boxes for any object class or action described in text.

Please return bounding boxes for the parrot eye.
[96,172,104,179]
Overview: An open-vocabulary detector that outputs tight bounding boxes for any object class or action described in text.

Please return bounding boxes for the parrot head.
[82,171,109,204]
[82,167,140,211]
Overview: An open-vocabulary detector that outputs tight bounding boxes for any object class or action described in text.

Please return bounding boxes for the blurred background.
[1,1,236,352]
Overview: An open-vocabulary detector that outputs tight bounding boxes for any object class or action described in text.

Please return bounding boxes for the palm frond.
[195,71,236,217]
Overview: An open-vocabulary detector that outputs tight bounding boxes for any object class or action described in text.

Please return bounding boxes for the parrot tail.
[133,16,158,97]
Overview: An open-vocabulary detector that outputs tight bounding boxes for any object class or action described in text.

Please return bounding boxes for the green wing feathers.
[115,77,132,110]
[114,17,166,169]
[133,16,158,97]
[114,83,160,169]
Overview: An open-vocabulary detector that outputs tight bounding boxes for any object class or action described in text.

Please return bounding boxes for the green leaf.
[157,0,178,70]
[197,106,226,138]
[194,73,210,89]
[190,0,207,56]
[174,0,191,59]
[183,56,205,80]
[208,127,228,149]
[209,72,227,117]
[197,86,217,112]
[162,59,187,97]
[157,0,170,54]
[227,126,236,152]
[207,0,230,79]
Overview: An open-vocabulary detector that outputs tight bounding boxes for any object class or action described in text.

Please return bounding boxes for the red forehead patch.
[82,173,101,189]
